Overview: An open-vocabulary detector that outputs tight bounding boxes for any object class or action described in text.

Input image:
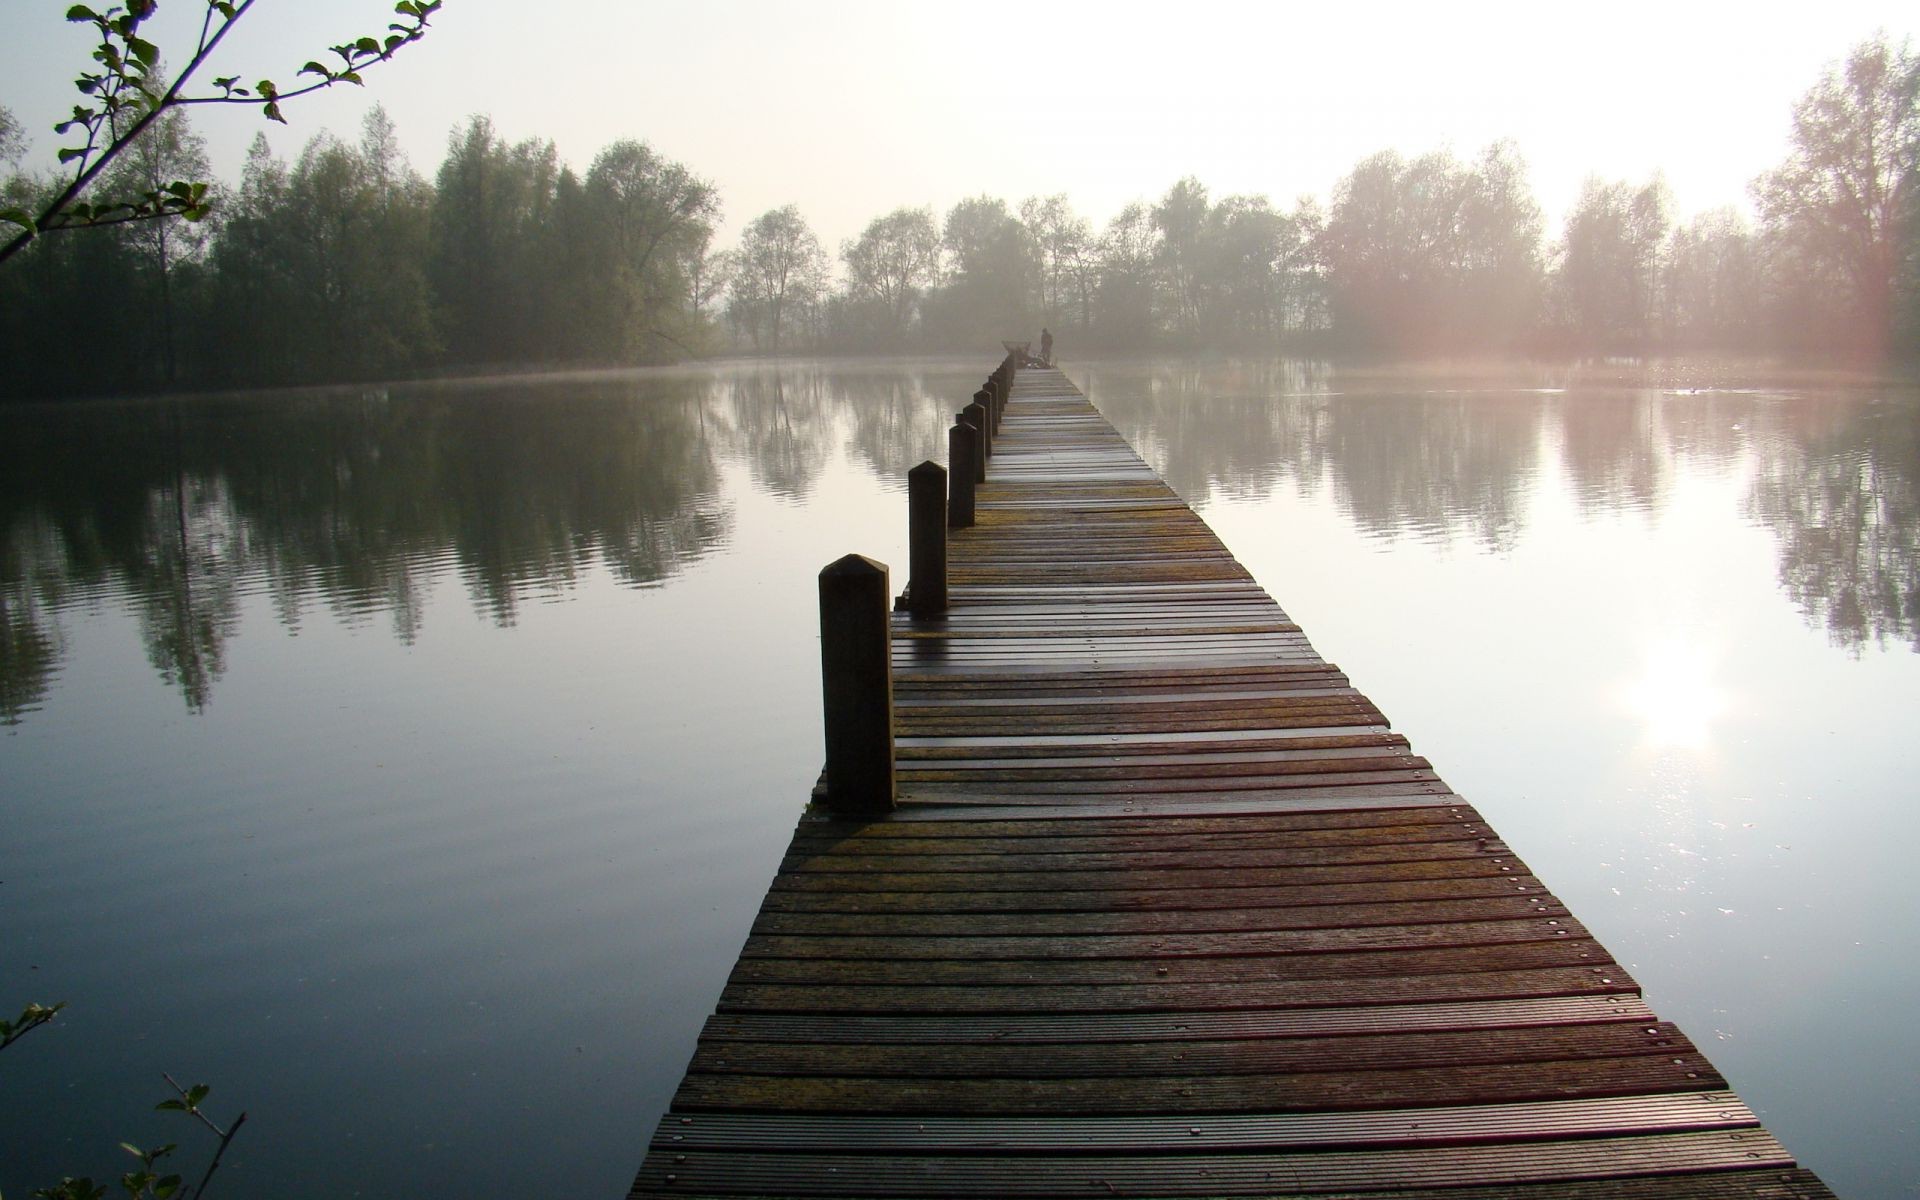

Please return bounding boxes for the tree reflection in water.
[1087,359,1920,655]
[1749,394,1920,654]
[3,361,1914,722]
[0,370,795,716]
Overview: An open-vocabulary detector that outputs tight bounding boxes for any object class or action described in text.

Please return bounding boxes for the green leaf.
[340,70,362,86]
[263,100,285,124]
[127,36,158,68]
[214,1,236,18]
[153,1177,183,1200]
[66,5,100,21]
[185,1084,210,1107]
[155,1098,187,1112]
[356,35,380,54]
[395,1,419,15]
[299,60,329,77]
[58,147,86,163]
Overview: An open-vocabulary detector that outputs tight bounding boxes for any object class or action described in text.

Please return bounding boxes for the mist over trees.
[1,33,1915,398]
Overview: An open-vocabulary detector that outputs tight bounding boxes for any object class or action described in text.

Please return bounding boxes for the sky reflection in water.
[2,358,1916,1198]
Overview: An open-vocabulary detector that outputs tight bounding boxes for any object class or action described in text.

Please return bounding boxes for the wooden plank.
[698,994,1658,1044]
[632,1132,1803,1195]
[652,1092,1756,1151]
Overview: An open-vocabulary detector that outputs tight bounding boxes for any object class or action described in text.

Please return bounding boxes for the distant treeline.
[1,34,1914,397]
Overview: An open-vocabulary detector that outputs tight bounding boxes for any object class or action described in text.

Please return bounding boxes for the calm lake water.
[3,357,1916,1198]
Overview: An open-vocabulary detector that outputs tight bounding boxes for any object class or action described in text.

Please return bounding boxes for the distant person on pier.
[1039,327,1053,367]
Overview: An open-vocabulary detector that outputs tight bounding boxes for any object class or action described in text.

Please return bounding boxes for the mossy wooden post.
[907,461,948,615]
[818,554,895,815]
[948,421,977,529]
[963,400,992,464]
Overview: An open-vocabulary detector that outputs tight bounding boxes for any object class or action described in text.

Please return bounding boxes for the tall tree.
[927,196,1033,346]
[1093,201,1157,347]
[1660,208,1761,349]
[203,132,295,383]
[580,140,719,361]
[1321,145,1544,352]
[731,205,827,353]
[1019,194,1092,332]
[1152,177,1212,339]
[1753,34,1919,357]
[842,206,940,340]
[429,116,566,365]
[0,105,26,168]
[1554,176,1671,349]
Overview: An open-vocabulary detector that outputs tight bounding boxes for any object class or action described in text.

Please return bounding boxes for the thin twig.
[186,1110,246,1200]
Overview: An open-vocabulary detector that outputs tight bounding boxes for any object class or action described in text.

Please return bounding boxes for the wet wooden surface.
[627,367,1832,1198]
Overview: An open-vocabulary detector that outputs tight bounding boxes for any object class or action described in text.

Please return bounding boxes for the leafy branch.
[0,0,441,267]
[0,1001,67,1052]
[30,1079,247,1200]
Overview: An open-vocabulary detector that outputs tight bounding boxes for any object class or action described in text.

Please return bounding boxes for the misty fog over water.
[3,357,1917,1197]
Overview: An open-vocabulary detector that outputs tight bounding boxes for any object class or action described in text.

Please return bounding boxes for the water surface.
[3,357,1915,1198]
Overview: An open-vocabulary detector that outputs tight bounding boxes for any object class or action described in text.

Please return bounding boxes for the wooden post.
[975,387,998,433]
[963,400,992,464]
[818,554,895,814]
[948,421,977,528]
[907,461,948,615]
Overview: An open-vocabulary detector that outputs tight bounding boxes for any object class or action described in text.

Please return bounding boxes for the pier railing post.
[818,554,895,815]
[907,461,948,615]
[948,421,977,529]
[975,387,998,433]
[963,400,992,462]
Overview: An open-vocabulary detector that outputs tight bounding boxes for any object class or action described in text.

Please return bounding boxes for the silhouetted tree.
[1753,34,1919,358]
[429,116,566,366]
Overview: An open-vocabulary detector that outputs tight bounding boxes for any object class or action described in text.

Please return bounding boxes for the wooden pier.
[627,364,1832,1198]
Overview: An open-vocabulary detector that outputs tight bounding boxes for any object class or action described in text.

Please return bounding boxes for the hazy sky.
[5,1,1918,258]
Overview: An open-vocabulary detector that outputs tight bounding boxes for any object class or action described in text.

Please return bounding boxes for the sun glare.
[1620,637,1729,751]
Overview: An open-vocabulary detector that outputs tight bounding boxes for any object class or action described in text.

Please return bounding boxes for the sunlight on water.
[1618,635,1730,751]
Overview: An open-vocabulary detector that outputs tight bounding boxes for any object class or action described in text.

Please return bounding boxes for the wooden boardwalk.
[627,367,1832,1198]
